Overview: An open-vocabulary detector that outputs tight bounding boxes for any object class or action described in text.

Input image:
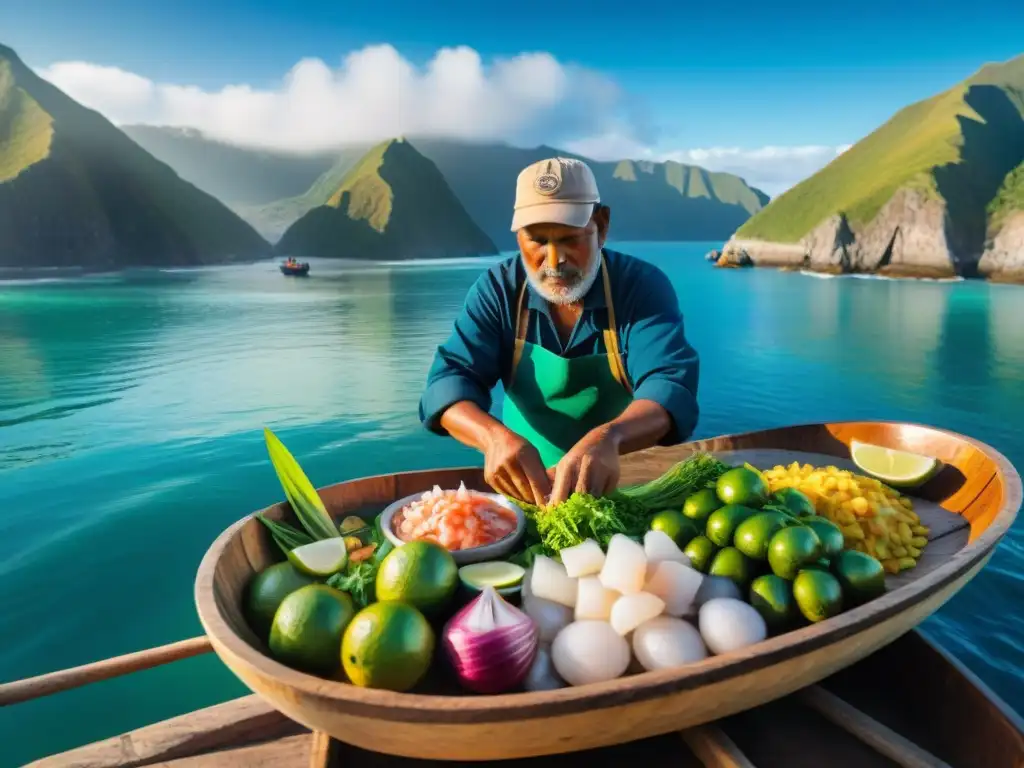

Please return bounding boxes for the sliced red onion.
[442,586,539,694]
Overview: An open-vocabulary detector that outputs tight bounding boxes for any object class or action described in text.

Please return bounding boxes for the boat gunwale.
[194,419,1022,724]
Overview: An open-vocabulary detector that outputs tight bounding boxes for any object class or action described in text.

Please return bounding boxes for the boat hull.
[194,421,1021,761]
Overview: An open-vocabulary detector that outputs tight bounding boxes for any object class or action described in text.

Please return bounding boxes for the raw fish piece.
[561,539,605,578]
[599,534,648,595]
[644,530,690,566]
[609,592,665,636]
[530,555,578,608]
[575,577,619,621]
[645,560,704,617]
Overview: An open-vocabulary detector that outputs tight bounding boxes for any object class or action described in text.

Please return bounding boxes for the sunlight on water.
[0,245,1022,765]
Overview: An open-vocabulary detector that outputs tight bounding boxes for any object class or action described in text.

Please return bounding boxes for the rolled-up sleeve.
[418,271,506,434]
[623,268,700,444]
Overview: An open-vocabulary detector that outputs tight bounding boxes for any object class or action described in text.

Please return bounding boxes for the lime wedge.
[850,440,939,488]
[287,538,349,577]
[458,561,525,591]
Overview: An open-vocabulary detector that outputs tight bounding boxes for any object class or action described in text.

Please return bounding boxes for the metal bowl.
[379,490,526,565]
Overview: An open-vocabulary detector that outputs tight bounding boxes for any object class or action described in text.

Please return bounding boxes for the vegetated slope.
[276,139,499,260]
[122,125,337,207]
[0,43,270,270]
[410,138,769,248]
[728,53,1024,279]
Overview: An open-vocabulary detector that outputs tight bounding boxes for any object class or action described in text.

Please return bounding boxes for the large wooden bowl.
[194,421,1021,761]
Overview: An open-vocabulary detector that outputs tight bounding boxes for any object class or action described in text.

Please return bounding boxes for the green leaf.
[264,428,339,539]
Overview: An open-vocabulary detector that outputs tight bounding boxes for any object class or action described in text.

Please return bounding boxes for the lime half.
[287,538,349,577]
[850,440,939,488]
[458,561,525,591]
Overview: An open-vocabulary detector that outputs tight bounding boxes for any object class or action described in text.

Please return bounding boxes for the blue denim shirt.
[418,248,700,444]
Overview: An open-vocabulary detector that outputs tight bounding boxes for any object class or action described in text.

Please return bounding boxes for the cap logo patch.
[534,173,561,195]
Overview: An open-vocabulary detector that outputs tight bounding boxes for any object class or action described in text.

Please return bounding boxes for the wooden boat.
[4,421,1022,766]
[25,629,1024,767]
[280,261,310,276]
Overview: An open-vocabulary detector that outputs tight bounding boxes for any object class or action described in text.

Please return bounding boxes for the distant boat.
[279,260,310,277]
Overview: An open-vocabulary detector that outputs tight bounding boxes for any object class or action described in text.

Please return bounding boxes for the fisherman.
[418,158,700,505]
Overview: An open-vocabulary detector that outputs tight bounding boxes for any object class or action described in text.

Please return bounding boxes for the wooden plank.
[681,725,757,768]
[155,733,311,767]
[0,637,213,707]
[798,686,952,768]
[308,732,344,768]
[28,695,302,768]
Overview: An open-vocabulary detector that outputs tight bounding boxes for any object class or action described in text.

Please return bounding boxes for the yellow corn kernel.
[824,476,838,491]
[867,520,885,536]
[883,558,901,574]
[836,510,856,525]
[865,539,877,557]
[834,491,852,504]
[836,478,850,492]
[893,545,908,558]
[898,522,913,544]
[842,524,865,541]
[899,496,914,509]
[875,541,890,559]
[894,512,913,524]
[911,536,928,548]
[851,497,869,515]
[911,525,930,536]
[801,463,813,474]
[908,545,922,558]
[898,557,917,571]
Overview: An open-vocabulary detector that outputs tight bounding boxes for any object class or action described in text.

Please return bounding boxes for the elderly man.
[418,157,700,506]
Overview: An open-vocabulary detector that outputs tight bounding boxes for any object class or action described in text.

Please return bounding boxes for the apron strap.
[509,255,632,394]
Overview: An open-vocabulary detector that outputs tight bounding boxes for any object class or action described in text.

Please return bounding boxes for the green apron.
[501,255,633,469]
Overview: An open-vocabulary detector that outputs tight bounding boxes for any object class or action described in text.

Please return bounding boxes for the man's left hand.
[549,426,621,505]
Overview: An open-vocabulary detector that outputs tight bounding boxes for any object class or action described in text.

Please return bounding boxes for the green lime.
[708,546,757,589]
[375,541,458,615]
[458,561,525,590]
[804,518,845,558]
[771,487,817,517]
[734,512,789,560]
[682,488,721,524]
[716,467,769,507]
[268,584,355,675]
[749,574,799,633]
[650,509,700,548]
[850,439,939,488]
[831,550,887,605]
[342,602,435,691]
[286,537,349,577]
[793,569,844,622]
[706,504,758,547]
[767,526,823,580]
[683,535,719,573]
[244,562,318,639]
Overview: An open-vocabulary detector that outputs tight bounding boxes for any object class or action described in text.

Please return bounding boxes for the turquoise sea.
[1,242,1022,765]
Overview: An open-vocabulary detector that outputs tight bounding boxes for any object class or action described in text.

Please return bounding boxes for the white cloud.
[37,47,851,194]
[37,45,636,153]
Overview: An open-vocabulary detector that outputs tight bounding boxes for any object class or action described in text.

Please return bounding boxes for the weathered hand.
[549,426,621,505]
[482,426,551,506]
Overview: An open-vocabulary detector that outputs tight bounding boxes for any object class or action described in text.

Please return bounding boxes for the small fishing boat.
[6,421,1022,766]
[280,260,310,277]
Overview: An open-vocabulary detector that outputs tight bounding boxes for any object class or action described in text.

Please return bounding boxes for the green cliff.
[728,53,1024,279]
[275,139,499,260]
[0,44,270,270]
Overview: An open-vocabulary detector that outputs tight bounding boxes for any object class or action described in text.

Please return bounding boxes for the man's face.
[517,207,609,305]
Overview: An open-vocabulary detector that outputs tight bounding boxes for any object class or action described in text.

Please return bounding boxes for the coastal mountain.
[0,44,270,270]
[275,138,499,260]
[120,127,769,245]
[411,139,769,248]
[723,53,1024,281]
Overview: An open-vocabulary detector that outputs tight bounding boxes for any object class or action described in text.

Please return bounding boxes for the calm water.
[1,242,1022,765]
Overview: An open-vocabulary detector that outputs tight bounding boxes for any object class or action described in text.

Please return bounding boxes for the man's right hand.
[483,426,551,506]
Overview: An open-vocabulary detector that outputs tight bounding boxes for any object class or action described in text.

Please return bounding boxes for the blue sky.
[3,0,1023,191]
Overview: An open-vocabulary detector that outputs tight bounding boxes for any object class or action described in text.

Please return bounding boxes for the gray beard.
[526,255,602,306]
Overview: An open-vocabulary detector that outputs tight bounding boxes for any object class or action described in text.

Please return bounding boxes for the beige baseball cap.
[511,157,600,231]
